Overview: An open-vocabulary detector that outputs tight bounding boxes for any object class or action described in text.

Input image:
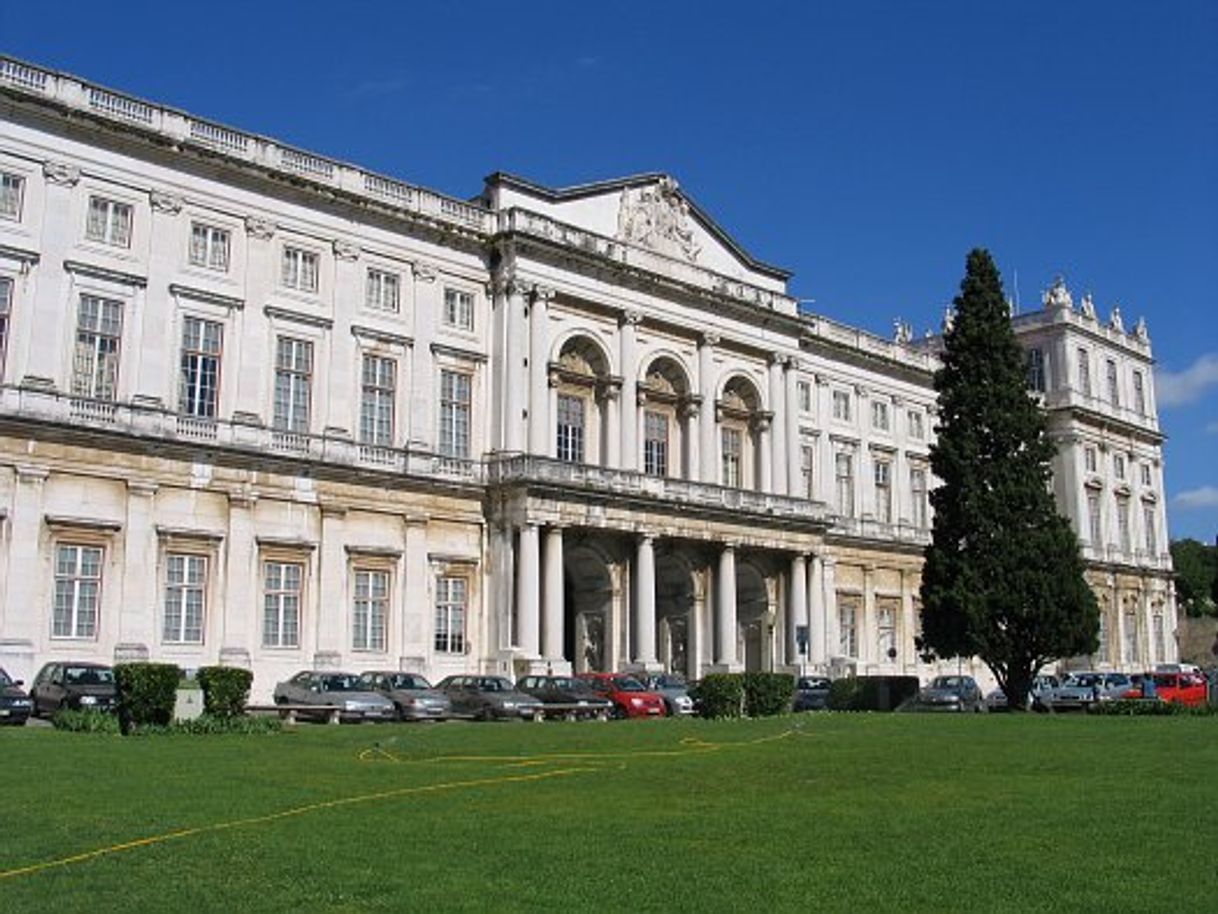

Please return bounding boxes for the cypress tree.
[919,249,1098,709]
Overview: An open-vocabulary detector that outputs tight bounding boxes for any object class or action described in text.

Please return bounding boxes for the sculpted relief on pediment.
[616,177,701,263]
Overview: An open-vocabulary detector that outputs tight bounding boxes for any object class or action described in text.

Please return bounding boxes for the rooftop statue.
[617,177,701,263]
[1043,276,1073,311]
[1080,292,1097,319]
[1134,317,1149,342]
[1110,305,1125,333]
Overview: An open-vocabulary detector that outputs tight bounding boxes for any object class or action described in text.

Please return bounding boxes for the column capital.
[244,215,277,240]
[505,276,532,298]
[768,352,790,368]
[533,283,556,302]
[43,160,81,187]
[699,331,721,348]
[620,308,644,327]
[149,189,183,214]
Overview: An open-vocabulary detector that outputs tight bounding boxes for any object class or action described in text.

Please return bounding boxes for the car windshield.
[552,677,583,690]
[612,676,645,691]
[652,676,685,689]
[0,668,11,686]
[1067,674,1099,687]
[800,678,830,690]
[930,677,965,689]
[477,678,512,692]
[320,674,364,692]
[65,666,114,685]
[384,674,431,690]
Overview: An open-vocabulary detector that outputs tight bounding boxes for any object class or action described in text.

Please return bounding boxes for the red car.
[576,673,667,719]
[1124,671,1209,707]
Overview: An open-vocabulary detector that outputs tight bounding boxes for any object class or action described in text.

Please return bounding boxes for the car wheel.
[477,706,495,722]
[611,704,627,720]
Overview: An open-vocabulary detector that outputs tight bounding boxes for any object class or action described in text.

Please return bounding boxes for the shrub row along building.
[0,57,1177,698]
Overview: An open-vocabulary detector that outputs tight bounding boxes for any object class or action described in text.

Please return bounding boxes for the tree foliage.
[1170,537,1217,617]
[918,249,1099,710]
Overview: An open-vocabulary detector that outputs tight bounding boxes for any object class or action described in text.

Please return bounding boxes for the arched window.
[638,356,695,479]
[549,336,612,465]
[717,376,765,489]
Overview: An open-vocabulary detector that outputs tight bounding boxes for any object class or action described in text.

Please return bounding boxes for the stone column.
[619,311,642,471]
[220,492,257,670]
[716,545,737,667]
[756,417,772,493]
[604,387,620,468]
[682,402,700,481]
[768,355,787,495]
[821,557,838,667]
[408,263,438,451]
[785,363,802,496]
[515,523,540,657]
[634,533,657,665]
[900,569,917,672]
[528,285,554,455]
[698,333,719,483]
[688,571,706,680]
[235,217,277,422]
[23,163,79,389]
[0,466,48,681]
[117,481,158,661]
[137,191,183,407]
[808,553,826,667]
[862,564,877,670]
[401,515,429,664]
[504,279,529,452]
[541,525,564,662]
[788,554,808,666]
[314,503,347,668]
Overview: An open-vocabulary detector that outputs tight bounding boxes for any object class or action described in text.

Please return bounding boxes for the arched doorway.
[736,561,774,672]
[656,551,697,677]
[564,544,614,672]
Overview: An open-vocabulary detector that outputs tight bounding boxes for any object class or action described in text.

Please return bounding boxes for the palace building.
[0,57,1177,698]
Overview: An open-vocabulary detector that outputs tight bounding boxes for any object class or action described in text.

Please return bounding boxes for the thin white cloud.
[1173,486,1218,510]
[1156,353,1218,408]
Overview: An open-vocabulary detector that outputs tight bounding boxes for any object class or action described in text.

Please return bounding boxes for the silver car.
[1038,672,1132,711]
[435,675,544,721]
[360,671,451,721]
[640,673,696,716]
[273,671,396,722]
[985,675,1060,711]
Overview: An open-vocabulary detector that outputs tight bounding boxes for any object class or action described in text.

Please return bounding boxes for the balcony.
[829,514,932,547]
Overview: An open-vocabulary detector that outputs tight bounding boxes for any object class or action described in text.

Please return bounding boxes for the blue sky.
[3,0,1216,540]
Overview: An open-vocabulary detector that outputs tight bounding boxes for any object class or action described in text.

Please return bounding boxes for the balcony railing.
[829,514,931,546]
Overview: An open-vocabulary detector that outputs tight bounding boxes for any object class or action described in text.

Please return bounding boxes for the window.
[71,295,123,400]
[835,452,854,517]
[1077,347,1091,396]
[832,389,851,422]
[800,445,815,499]
[359,354,396,446]
[273,337,313,432]
[262,560,302,648]
[438,369,471,458]
[1106,359,1119,406]
[0,172,24,220]
[838,599,858,658]
[1116,496,1131,553]
[910,467,928,528]
[179,317,222,418]
[871,400,889,431]
[1123,608,1138,663]
[797,380,812,413]
[1152,611,1165,661]
[1026,348,1045,392]
[1084,446,1097,474]
[0,276,11,379]
[281,246,318,292]
[443,287,474,331]
[907,410,924,440]
[1096,610,1109,663]
[721,427,742,488]
[1087,492,1102,544]
[1140,463,1152,487]
[877,605,897,661]
[163,554,206,644]
[353,569,389,652]
[53,544,103,639]
[434,575,466,653]
[1143,505,1157,555]
[1113,453,1126,481]
[366,268,400,312]
[874,459,892,523]
[556,394,586,464]
[1133,371,1146,415]
[85,196,132,247]
[189,223,230,272]
[643,410,668,476]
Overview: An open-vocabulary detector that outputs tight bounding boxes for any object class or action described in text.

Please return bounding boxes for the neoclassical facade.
[0,58,1175,698]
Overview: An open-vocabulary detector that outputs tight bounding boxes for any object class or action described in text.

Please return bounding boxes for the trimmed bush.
[829,675,920,711]
[743,673,796,717]
[51,708,120,734]
[196,666,254,718]
[114,662,182,733]
[1088,699,1216,717]
[129,713,284,736]
[691,674,745,719]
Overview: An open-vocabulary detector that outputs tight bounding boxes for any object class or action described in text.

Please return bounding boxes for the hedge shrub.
[1088,699,1215,717]
[113,662,182,733]
[829,675,919,711]
[130,713,284,736]
[691,674,745,718]
[196,666,254,718]
[51,708,120,734]
[743,673,796,717]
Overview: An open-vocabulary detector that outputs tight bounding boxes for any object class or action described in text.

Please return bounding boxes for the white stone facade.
[0,58,1175,699]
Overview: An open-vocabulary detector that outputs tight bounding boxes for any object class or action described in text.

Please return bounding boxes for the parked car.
[359,671,452,721]
[793,676,833,712]
[913,675,986,712]
[576,673,666,719]
[985,675,1060,711]
[273,671,396,722]
[638,673,696,716]
[1143,671,1208,707]
[1038,672,1131,711]
[434,675,544,721]
[0,667,32,725]
[516,675,614,719]
[29,662,117,717]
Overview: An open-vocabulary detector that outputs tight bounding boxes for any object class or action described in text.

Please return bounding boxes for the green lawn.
[3,714,1215,913]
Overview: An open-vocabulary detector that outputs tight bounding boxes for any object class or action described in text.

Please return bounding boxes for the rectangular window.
[797,380,812,413]
[1097,611,1109,663]
[1106,359,1119,406]
[366,268,400,313]
[262,560,302,648]
[0,172,24,220]
[835,452,854,518]
[359,354,396,446]
[1026,348,1045,392]
[800,445,815,499]
[71,295,123,400]
[874,459,892,523]
[1152,612,1165,661]
[179,317,223,418]
[163,554,206,644]
[438,369,471,458]
[1084,446,1097,473]
[1087,492,1102,544]
[832,389,851,422]
[1140,463,1152,487]
[353,569,389,652]
[0,276,11,379]
[643,410,668,477]
[1077,347,1091,396]
[85,196,132,247]
[910,467,928,528]
[1114,453,1126,481]
[434,575,467,653]
[556,393,586,464]
[871,400,889,431]
[877,605,897,660]
[281,246,319,292]
[1116,496,1131,553]
[1133,371,1146,415]
[907,410,924,440]
[721,427,742,488]
[838,599,858,658]
[1123,609,1138,663]
[189,223,230,272]
[1143,505,1157,555]
[53,544,103,639]
[443,287,474,331]
[273,337,313,432]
